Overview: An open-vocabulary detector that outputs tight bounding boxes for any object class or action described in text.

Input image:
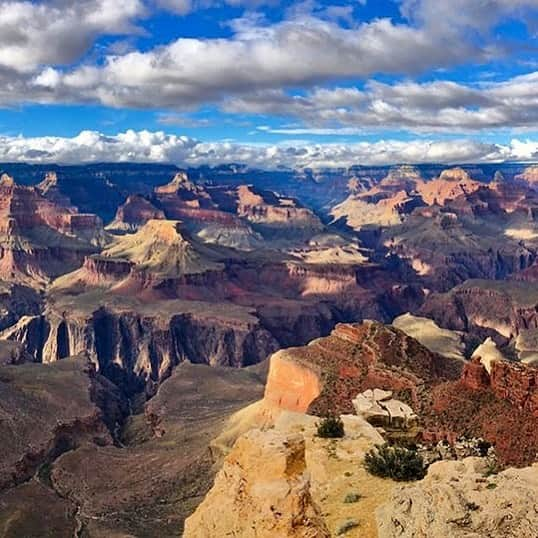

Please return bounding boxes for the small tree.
[364,443,426,481]
[316,415,345,438]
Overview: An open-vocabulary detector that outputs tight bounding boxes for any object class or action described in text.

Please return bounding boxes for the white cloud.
[0,0,145,73]
[0,129,535,168]
[225,72,538,133]
[0,0,536,137]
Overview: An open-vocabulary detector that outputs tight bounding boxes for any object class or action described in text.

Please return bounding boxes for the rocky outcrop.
[263,321,462,416]
[489,360,538,417]
[515,164,538,186]
[36,171,76,210]
[0,174,106,285]
[106,194,165,233]
[416,167,482,205]
[352,388,418,429]
[236,185,323,238]
[331,189,424,230]
[184,429,330,538]
[377,457,538,538]
[471,336,506,373]
[430,358,538,465]
[101,219,223,277]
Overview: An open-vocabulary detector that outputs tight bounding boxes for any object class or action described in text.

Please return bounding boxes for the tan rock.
[352,388,418,429]
[184,429,330,538]
[377,457,538,538]
[393,312,465,361]
[471,336,506,374]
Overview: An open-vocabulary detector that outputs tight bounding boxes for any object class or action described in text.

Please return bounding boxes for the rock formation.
[263,321,462,415]
[431,356,538,465]
[377,457,538,538]
[36,171,76,210]
[106,194,165,233]
[184,430,330,538]
[392,313,465,361]
[0,174,107,285]
[352,388,418,429]
[515,164,538,186]
[471,336,506,373]
[420,279,538,338]
[235,184,323,238]
[415,167,482,205]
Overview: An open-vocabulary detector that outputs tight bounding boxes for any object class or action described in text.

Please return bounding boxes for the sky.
[0,0,538,168]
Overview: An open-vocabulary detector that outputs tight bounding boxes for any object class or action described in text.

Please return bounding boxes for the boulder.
[352,389,418,429]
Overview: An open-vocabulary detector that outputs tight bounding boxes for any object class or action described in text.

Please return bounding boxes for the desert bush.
[364,443,426,481]
[316,415,345,438]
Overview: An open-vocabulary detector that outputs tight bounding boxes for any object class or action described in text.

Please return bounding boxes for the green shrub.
[316,415,345,438]
[336,519,360,535]
[343,492,361,503]
[364,443,426,481]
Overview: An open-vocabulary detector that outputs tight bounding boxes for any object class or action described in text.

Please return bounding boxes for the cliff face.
[263,321,461,416]
[184,430,330,538]
[106,194,165,233]
[1,307,279,394]
[420,281,538,339]
[461,357,538,417]
[0,175,106,285]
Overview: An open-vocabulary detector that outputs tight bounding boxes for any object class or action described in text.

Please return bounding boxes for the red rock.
[0,176,104,285]
[106,194,165,232]
[263,320,461,416]
[461,358,491,390]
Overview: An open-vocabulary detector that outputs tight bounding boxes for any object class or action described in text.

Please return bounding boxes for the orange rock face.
[107,194,165,231]
[264,352,322,412]
[416,168,482,206]
[461,358,491,390]
[263,321,461,416]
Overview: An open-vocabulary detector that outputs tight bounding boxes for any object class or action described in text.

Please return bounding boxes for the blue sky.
[0,0,537,167]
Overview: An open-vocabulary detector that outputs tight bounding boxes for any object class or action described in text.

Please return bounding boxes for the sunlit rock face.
[106,194,165,233]
[377,457,538,538]
[392,313,465,361]
[184,429,330,538]
[0,174,107,286]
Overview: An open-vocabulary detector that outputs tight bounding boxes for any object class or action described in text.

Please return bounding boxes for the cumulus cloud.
[0,0,533,126]
[0,129,535,168]
[23,15,477,110]
[0,0,536,140]
[226,72,538,133]
[0,0,145,73]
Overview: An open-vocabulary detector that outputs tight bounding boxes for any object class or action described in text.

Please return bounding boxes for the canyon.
[1,162,538,536]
